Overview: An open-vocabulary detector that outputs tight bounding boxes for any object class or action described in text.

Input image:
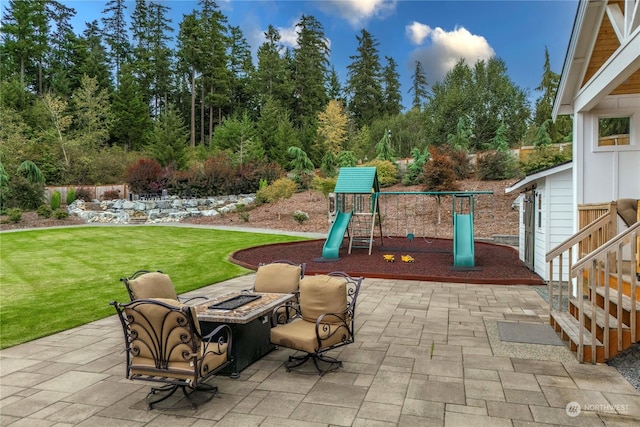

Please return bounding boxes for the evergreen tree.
[292,15,330,128]
[45,1,78,95]
[147,105,189,170]
[227,25,255,115]
[0,0,48,91]
[346,29,383,129]
[177,12,203,147]
[111,65,151,151]
[409,60,428,111]
[101,0,131,85]
[382,56,402,116]
[254,25,293,111]
[327,66,344,104]
[534,46,571,143]
[76,21,112,93]
[199,0,230,142]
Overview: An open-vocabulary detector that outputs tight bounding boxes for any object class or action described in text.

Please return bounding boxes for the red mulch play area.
[230,237,544,285]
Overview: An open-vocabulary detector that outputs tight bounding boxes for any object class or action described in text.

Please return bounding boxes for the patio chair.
[252,260,306,323]
[269,271,363,375]
[111,298,233,409]
[121,270,207,303]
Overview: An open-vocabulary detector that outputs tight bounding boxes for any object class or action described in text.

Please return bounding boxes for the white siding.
[534,183,547,279]
[578,95,640,206]
[545,170,573,282]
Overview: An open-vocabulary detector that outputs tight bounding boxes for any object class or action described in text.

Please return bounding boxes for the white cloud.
[406,21,431,45]
[318,0,397,27]
[407,24,495,84]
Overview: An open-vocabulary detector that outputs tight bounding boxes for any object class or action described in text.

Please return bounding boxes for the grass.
[0,226,308,349]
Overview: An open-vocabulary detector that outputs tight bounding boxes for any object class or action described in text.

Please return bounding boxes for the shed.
[506,161,573,281]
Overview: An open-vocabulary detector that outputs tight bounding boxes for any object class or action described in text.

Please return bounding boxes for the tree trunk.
[190,69,196,147]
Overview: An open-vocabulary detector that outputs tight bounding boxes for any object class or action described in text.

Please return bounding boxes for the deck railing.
[570,222,639,362]
[546,202,618,313]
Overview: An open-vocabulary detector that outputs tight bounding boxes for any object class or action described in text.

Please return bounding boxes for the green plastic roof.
[334,167,380,194]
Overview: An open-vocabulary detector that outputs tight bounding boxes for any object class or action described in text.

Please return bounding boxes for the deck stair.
[547,215,638,364]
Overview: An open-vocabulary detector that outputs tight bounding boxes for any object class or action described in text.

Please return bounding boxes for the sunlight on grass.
[0,226,308,349]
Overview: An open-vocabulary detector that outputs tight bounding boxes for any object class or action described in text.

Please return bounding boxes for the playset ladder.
[348,198,379,255]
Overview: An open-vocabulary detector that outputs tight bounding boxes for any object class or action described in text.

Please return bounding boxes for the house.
[506,162,573,281]
[543,0,639,363]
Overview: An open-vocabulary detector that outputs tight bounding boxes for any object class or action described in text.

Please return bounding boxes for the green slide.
[322,210,353,259]
[453,213,475,267]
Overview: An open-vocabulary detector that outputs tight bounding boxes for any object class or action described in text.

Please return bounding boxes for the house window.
[598,116,630,146]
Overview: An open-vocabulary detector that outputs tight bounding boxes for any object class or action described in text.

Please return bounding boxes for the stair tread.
[569,298,629,329]
[552,311,603,346]
[594,286,639,311]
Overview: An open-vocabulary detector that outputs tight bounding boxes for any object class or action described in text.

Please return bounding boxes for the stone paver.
[1,275,638,427]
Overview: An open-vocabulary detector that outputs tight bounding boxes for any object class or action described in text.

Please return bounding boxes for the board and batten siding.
[543,169,573,282]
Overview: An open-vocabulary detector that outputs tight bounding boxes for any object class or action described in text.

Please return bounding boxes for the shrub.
[292,210,309,224]
[310,176,337,198]
[75,187,92,201]
[7,208,22,223]
[362,159,398,187]
[125,158,164,195]
[53,208,69,219]
[520,144,572,175]
[446,148,472,179]
[236,204,250,222]
[4,174,44,210]
[476,151,520,181]
[50,190,61,210]
[37,204,53,218]
[102,190,121,200]
[421,147,459,191]
[66,187,76,205]
[256,178,297,204]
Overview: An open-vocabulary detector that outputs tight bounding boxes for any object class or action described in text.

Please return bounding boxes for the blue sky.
[64,0,579,109]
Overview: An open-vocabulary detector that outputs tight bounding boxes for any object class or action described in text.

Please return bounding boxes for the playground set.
[321,167,493,268]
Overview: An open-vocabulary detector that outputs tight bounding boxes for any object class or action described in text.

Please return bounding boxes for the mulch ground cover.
[230,237,544,285]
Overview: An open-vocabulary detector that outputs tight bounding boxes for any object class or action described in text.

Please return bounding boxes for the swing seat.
[407,233,414,241]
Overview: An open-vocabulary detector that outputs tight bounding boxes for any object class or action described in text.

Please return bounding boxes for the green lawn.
[0,226,307,349]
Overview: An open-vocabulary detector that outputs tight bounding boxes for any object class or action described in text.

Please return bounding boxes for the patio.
[1,274,639,426]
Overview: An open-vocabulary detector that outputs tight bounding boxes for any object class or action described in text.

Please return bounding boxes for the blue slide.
[322,211,353,259]
[453,213,475,268]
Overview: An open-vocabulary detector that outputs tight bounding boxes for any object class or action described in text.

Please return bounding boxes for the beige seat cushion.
[270,318,350,353]
[299,275,347,324]
[254,263,302,294]
[127,272,178,300]
[127,298,224,381]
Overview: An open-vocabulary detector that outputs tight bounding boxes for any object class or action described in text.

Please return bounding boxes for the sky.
[61,0,580,109]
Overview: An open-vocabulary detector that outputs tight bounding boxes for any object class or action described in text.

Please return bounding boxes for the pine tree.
[147,105,189,170]
[254,25,293,111]
[409,60,428,110]
[112,65,151,151]
[326,66,344,104]
[292,15,330,128]
[1,0,48,91]
[45,1,78,95]
[177,12,203,147]
[346,29,383,129]
[76,21,112,94]
[534,46,571,143]
[228,25,255,115]
[101,0,131,85]
[382,56,402,116]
